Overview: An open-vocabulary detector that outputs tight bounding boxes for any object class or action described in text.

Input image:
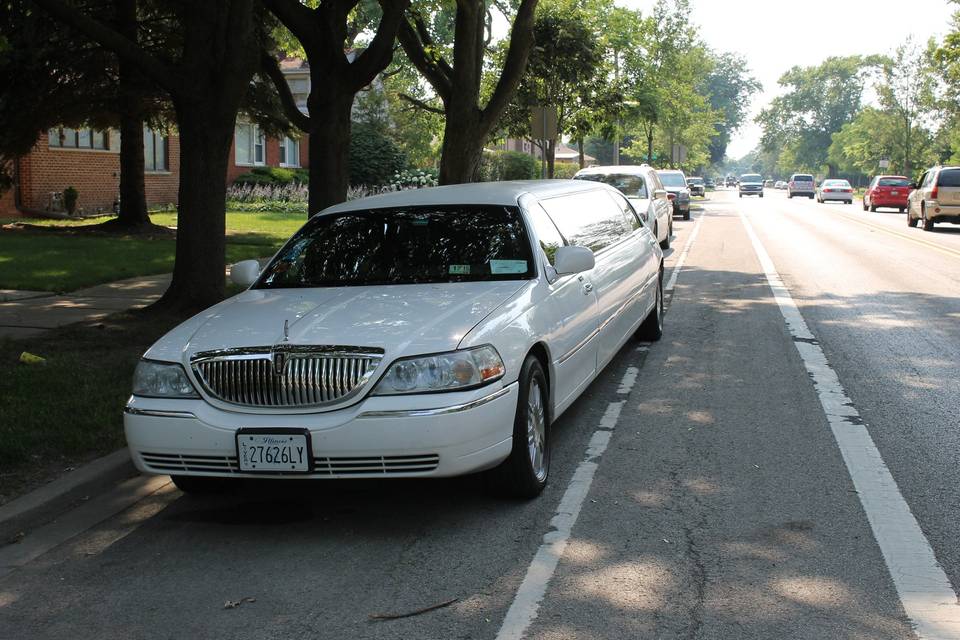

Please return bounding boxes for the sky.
[617,0,957,159]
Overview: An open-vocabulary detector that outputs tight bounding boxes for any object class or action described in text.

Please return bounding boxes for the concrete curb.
[0,448,137,542]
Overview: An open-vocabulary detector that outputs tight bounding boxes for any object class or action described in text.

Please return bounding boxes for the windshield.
[255,205,535,288]
[793,174,814,182]
[687,178,703,185]
[878,178,910,187]
[741,174,762,182]
[658,172,687,187]
[823,180,850,187]
[575,173,648,199]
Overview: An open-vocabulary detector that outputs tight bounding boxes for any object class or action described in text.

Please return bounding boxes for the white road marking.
[665,211,705,292]
[496,367,637,640]
[739,210,960,639]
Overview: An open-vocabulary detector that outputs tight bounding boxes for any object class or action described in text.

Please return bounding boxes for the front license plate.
[891,191,899,195]
[236,430,310,473]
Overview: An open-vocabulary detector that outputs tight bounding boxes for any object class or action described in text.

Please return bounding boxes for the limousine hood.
[145,282,527,364]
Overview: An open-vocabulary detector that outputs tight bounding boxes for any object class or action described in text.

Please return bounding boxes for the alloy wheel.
[526,379,547,482]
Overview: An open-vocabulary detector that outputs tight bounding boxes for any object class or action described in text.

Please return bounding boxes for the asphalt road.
[2,189,959,639]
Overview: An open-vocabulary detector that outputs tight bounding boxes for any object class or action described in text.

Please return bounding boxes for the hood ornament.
[283,318,289,342]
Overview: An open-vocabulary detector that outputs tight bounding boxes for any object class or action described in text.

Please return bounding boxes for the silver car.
[907,166,960,231]
[816,179,854,204]
[574,165,674,249]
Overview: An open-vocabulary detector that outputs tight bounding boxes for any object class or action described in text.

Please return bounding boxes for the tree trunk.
[307,91,353,215]
[546,139,556,178]
[577,137,585,169]
[156,108,234,312]
[112,0,150,228]
[438,112,486,184]
[647,129,654,165]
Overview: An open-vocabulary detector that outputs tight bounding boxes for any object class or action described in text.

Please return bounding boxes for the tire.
[788,193,793,199]
[809,195,814,199]
[923,209,935,231]
[907,209,918,227]
[862,199,868,211]
[487,356,550,499]
[683,211,690,220]
[899,207,905,213]
[739,193,742,198]
[636,270,664,342]
[171,475,231,494]
[760,193,764,198]
[869,203,877,212]
[848,200,853,205]
[669,218,673,238]
[659,220,671,249]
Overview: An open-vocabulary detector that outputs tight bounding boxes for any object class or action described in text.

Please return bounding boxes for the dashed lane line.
[739,208,960,639]
[665,210,706,293]
[495,366,639,640]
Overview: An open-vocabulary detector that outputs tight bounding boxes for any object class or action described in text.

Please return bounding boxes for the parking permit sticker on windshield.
[489,260,528,274]
[449,264,471,275]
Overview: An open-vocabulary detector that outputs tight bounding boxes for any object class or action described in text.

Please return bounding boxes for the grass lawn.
[0,210,308,292]
[0,309,188,505]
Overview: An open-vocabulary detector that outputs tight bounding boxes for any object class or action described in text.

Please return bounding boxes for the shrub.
[389,168,439,190]
[233,167,308,187]
[349,123,407,187]
[480,150,539,182]
[233,173,274,186]
[552,162,580,179]
[63,186,78,215]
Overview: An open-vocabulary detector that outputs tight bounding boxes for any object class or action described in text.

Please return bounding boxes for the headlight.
[132,360,200,398]
[372,345,505,395]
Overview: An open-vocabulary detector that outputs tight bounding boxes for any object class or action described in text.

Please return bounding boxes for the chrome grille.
[191,346,384,408]
[139,452,438,476]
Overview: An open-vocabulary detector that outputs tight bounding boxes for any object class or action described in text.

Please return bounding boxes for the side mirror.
[653,189,668,200]
[230,259,261,287]
[910,182,918,190]
[554,246,595,276]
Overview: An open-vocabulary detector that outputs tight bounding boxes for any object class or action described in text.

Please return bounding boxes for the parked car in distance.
[657,169,692,220]
[864,175,911,212]
[687,176,705,197]
[775,180,788,190]
[726,176,738,188]
[763,179,774,188]
[788,173,816,199]
[739,173,764,198]
[817,179,854,204]
[907,166,960,231]
[124,181,666,499]
[574,164,673,249]
[704,178,715,190]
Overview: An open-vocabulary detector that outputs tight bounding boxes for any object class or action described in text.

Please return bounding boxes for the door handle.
[582,282,594,294]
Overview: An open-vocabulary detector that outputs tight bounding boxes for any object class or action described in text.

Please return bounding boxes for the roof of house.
[554,143,595,163]
[323,180,618,213]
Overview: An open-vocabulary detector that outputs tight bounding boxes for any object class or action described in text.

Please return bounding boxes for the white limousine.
[124,181,664,498]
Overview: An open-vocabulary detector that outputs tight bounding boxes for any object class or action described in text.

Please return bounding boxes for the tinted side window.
[937,169,960,187]
[605,191,642,231]
[540,191,631,253]
[921,172,933,187]
[525,203,566,266]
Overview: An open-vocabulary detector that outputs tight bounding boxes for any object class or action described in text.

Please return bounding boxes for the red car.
[863,175,912,212]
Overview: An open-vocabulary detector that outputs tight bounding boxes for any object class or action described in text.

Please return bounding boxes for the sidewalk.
[0,273,170,340]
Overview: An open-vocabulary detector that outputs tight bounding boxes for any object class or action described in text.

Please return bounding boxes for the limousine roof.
[322,179,617,214]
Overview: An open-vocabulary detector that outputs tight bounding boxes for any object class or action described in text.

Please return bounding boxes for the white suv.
[907,166,960,231]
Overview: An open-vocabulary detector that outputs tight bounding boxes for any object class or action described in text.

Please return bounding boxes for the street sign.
[879,158,890,169]
[671,144,687,164]
[530,106,558,140]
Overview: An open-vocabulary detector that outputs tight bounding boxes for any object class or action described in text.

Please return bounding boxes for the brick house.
[0,58,311,218]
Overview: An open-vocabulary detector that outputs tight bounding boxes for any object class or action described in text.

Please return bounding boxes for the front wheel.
[862,199,868,211]
[760,193,764,198]
[636,270,664,342]
[683,211,690,221]
[487,357,550,499]
[907,210,918,227]
[659,221,671,249]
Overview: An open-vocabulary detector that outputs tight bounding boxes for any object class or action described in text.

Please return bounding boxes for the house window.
[235,123,265,166]
[48,127,109,149]
[280,136,300,167]
[144,127,168,172]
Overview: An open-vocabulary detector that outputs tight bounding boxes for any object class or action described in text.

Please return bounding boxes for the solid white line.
[496,366,638,640]
[665,211,705,292]
[738,210,960,639]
